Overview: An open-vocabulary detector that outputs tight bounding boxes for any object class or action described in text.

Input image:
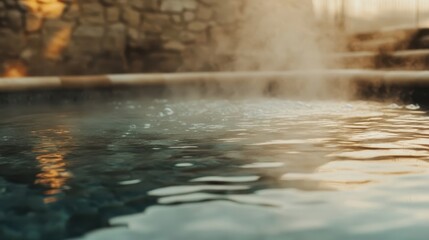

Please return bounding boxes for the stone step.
[348,38,400,52]
[332,49,429,70]
[348,28,417,52]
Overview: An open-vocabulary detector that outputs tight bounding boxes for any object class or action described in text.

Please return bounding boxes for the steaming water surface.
[1,98,429,239]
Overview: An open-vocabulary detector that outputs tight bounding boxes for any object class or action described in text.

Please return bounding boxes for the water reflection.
[78,100,429,239]
[32,126,73,203]
[3,99,429,239]
[282,159,429,190]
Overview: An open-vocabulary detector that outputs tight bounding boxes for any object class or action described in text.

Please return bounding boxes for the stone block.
[123,7,140,28]
[103,23,127,53]
[128,58,145,73]
[139,0,160,11]
[92,56,126,74]
[80,2,105,25]
[128,0,144,10]
[163,41,186,51]
[172,14,182,23]
[197,5,213,20]
[73,25,104,39]
[199,0,217,5]
[63,55,93,75]
[188,21,208,32]
[183,11,195,22]
[161,25,184,41]
[25,13,43,32]
[0,29,24,56]
[180,31,197,43]
[141,13,171,33]
[25,33,43,50]
[106,7,119,23]
[145,52,182,72]
[100,0,116,6]
[183,0,198,10]
[140,34,162,50]
[62,3,80,21]
[4,0,16,7]
[6,10,22,31]
[144,13,171,23]
[161,0,197,12]
[70,25,105,54]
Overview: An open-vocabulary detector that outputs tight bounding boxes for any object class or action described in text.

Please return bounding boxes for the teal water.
[0,98,429,240]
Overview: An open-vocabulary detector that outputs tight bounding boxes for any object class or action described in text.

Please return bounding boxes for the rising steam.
[193,0,352,100]
[232,0,338,71]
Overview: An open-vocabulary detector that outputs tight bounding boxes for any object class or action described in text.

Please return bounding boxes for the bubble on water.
[241,162,285,169]
[169,146,198,149]
[2,136,9,141]
[148,185,249,196]
[406,104,420,110]
[164,108,174,116]
[119,179,141,185]
[191,176,260,183]
[129,124,137,129]
[159,112,165,117]
[128,105,136,110]
[144,124,151,129]
[175,163,194,167]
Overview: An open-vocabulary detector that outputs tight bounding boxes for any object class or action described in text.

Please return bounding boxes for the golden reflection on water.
[282,159,429,190]
[32,126,73,204]
[250,103,429,192]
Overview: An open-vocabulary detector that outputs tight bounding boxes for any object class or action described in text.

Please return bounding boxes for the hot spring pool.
[1,98,429,240]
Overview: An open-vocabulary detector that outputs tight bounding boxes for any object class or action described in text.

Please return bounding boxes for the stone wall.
[0,0,242,76]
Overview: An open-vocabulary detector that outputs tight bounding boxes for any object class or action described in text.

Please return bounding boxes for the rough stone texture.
[0,0,244,76]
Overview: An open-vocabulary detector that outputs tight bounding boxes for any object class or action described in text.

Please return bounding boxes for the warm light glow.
[20,0,66,18]
[19,0,74,61]
[44,25,73,60]
[32,127,73,203]
[2,61,27,78]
